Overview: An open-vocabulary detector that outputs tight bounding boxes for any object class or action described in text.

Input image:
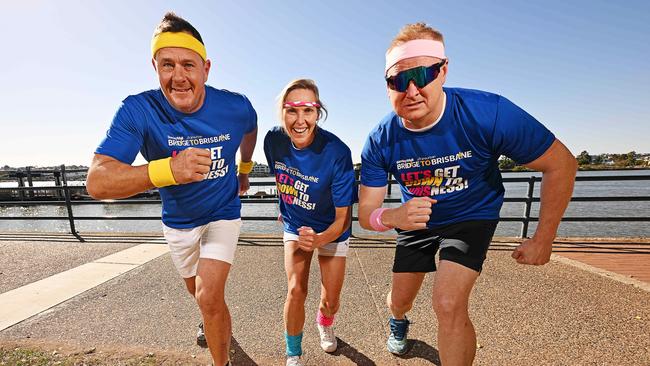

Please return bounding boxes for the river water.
[0,170,648,238]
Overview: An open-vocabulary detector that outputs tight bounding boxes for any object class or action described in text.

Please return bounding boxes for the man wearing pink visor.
[359,23,577,365]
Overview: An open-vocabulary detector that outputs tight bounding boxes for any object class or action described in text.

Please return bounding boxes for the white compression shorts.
[162,219,242,278]
[283,231,349,257]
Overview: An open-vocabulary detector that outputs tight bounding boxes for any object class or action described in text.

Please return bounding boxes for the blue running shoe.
[387,316,410,355]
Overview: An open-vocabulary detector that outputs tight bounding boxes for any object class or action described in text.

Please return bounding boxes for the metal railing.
[1,166,649,241]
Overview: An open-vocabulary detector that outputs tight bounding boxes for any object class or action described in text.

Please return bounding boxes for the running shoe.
[196,322,207,347]
[286,355,303,366]
[317,323,337,352]
[387,316,410,355]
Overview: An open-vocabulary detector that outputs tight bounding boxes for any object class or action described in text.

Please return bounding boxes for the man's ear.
[203,59,212,80]
[440,60,449,84]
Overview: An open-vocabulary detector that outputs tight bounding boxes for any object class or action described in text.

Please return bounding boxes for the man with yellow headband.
[359,23,577,365]
[87,12,257,366]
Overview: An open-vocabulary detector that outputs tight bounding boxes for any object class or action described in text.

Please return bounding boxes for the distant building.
[251,163,270,177]
[601,154,615,166]
[640,155,650,166]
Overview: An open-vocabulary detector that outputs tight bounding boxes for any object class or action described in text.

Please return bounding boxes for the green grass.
[0,348,56,366]
[0,347,162,366]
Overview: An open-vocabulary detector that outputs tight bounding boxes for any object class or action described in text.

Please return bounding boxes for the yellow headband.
[151,32,207,61]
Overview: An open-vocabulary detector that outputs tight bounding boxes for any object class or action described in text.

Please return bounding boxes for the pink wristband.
[369,208,392,232]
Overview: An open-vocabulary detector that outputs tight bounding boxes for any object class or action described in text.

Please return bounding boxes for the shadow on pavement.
[230,337,258,365]
[331,338,377,365]
[398,339,441,365]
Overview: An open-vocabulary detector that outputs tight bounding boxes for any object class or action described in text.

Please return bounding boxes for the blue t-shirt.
[361,87,555,228]
[264,127,355,242]
[96,86,257,228]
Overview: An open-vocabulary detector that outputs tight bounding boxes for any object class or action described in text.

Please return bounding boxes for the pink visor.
[283,101,321,108]
[385,39,446,74]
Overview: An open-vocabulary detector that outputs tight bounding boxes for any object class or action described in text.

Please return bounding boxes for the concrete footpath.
[0,232,649,365]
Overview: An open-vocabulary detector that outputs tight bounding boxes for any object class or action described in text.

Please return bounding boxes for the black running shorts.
[393,220,498,273]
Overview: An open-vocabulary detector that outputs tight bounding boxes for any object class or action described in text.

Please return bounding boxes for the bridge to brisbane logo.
[396,151,472,197]
[168,134,233,180]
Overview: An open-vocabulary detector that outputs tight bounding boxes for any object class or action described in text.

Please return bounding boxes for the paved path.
[0,243,168,331]
[551,237,650,284]
[1,233,649,365]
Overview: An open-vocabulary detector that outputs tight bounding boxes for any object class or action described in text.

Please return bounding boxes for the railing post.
[387,173,392,195]
[54,170,63,199]
[26,166,35,198]
[17,171,25,200]
[520,176,536,238]
[61,164,84,242]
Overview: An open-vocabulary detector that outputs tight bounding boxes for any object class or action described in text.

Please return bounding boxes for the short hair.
[276,79,328,123]
[153,12,204,44]
[388,22,444,51]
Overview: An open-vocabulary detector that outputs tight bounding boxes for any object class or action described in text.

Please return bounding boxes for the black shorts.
[393,220,498,273]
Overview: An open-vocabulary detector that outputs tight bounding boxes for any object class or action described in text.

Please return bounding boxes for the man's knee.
[432,292,469,321]
[196,287,226,315]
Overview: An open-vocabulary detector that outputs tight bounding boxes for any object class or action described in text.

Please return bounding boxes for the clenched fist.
[170,147,212,184]
[386,197,437,231]
[297,226,319,252]
[511,236,553,265]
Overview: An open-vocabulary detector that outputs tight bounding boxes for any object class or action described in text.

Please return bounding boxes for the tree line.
[499,151,648,171]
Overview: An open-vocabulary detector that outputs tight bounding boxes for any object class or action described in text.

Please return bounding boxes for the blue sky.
[1,0,648,167]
